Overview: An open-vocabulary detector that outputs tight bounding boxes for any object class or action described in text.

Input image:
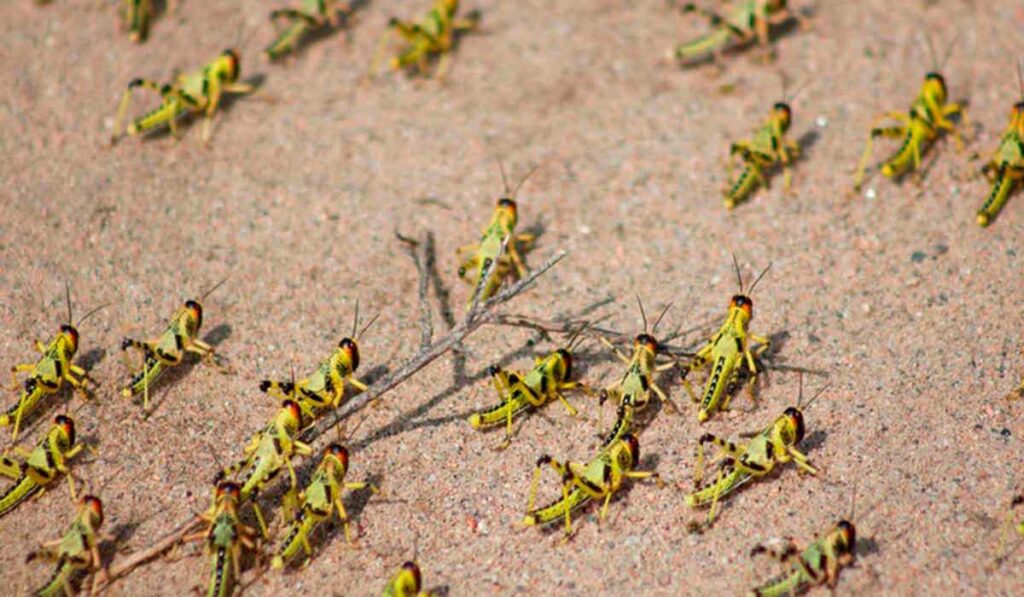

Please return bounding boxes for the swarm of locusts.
[9,0,1024,595]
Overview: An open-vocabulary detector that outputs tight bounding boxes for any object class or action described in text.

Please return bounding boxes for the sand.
[1,0,1023,594]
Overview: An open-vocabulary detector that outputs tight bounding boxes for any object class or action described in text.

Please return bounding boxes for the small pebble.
[816,116,828,128]
[865,188,876,199]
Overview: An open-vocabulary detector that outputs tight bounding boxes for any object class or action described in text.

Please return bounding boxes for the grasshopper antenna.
[198,278,229,302]
[634,295,649,333]
[747,262,773,295]
[940,32,960,71]
[358,312,381,340]
[798,375,831,411]
[924,32,939,73]
[76,303,110,327]
[511,165,540,200]
[731,252,745,293]
[351,300,360,339]
[651,301,674,334]
[65,282,74,326]
[497,158,511,197]
[1016,59,1024,100]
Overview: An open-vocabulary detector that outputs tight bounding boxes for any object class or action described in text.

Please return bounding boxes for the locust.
[121,280,228,411]
[374,0,480,79]
[264,0,352,61]
[597,298,677,451]
[216,400,312,536]
[672,1,801,65]
[112,49,253,143]
[272,443,378,568]
[0,415,85,519]
[457,163,537,308]
[185,482,258,597]
[381,561,433,597]
[121,0,153,42]
[684,379,825,529]
[4,285,105,441]
[748,518,857,596]
[28,494,109,597]
[680,257,771,422]
[523,433,662,539]
[259,304,376,420]
[976,62,1024,227]
[469,325,591,449]
[853,38,969,192]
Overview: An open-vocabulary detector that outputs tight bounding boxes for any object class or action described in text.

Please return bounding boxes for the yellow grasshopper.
[28,494,109,597]
[259,304,377,420]
[0,415,85,519]
[3,285,105,441]
[381,561,434,597]
[112,49,253,143]
[122,0,153,42]
[469,325,592,449]
[264,0,352,61]
[976,62,1024,227]
[121,279,228,411]
[457,163,538,308]
[681,257,771,422]
[272,443,379,568]
[374,0,480,79]
[748,519,856,596]
[523,434,663,539]
[185,482,258,597]
[672,1,801,65]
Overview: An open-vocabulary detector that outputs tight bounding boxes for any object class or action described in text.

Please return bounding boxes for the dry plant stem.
[93,249,567,591]
[395,230,435,350]
[491,314,698,357]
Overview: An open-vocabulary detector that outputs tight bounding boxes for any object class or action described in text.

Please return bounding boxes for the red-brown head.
[59,324,80,354]
[326,443,349,471]
[622,433,640,468]
[772,102,793,132]
[338,337,360,372]
[222,49,241,82]
[836,519,857,554]
[401,561,422,591]
[730,294,753,319]
[82,495,104,525]
[55,415,76,446]
[782,406,806,445]
[184,300,203,330]
[634,333,659,356]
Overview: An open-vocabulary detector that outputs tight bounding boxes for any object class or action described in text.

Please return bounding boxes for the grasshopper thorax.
[222,49,241,83]
[924,72,948,103]
[55,415,76,447]
[326,443,350,473]
[400,561,423,592]
[337,337,360,373]
[555,348,573,381]
[772,102,793,131]
[836,519,857,553]
[184,300,203,331]
[82,495,105,526]
[780,406,805,445]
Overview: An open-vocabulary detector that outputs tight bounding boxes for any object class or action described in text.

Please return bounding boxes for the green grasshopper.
[112,49,254,143]
[265,0,352,61]
[748,518,857,596]
[457,163,537,308]
[596,299,678,451]
[28,494,109,597]
[217,400,312,536]
[259,305,376,420]
[672,1,800,65]
[684,380,825,529]
[976,62,1024,227]
[121,280,228,411]
[122,0,153,43]
[3,286,104,441]
[375,0,480,79]
[523,434,662,538]
[272,443,378,568]
[469,326,591,449]
[381,561,433,597]
[681,257,771,422]
[0,415,84,519]
[185,482,258,597]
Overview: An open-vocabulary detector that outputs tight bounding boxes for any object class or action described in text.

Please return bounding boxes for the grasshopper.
[523,433,662,539]
[684,379,825,528]
[185,482,258,597]
[381,561,433,597]
[121,280,228,411]
[122,0,153,43]
[217,400,312,536]
[28,494,109,597]
[112,49,254,143]
[457,163,537,308]
[0,415,85,519]
[374,0,480,79]
[3,285,105,441]
[264,0,352,61]
[272,443,378,568]
[853,38,969,192]
[976,62,1024,227]
[469,325,592,450]
[672,1,800,65]
[681,257,771,422]
[259,304,377,420]
[724,78,806,209]
[748,519,857,596]
[596,298,678,451]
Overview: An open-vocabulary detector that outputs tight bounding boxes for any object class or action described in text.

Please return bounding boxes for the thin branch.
[95,515,203,592]
[395,230,435,350]
[490,314,699,357]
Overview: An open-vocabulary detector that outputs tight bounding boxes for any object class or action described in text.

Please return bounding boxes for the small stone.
[865,188,876,200]
[816,116,828,128]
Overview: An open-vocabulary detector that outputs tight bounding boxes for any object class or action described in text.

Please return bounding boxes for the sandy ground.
[1,0,1024,595]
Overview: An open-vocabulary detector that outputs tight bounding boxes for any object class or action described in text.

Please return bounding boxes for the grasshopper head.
[772,102,793,132]
[924,72,948,105]
[1011,101,1024,128]
[338,337,360,373]
[59,324,80,354]
[729,294,753,320]
[55,415,76,446]
[496,198,519,227]
[215,481,241,503]
[622,433,641,468]
[398,561,422,592]
[82,495,104,526]
[222,49,241,83]
[326,443,349,473]
[634,333,659,356]
[836,519,857,554]
[282,400,304,429]
[443,0,459,16]
[555,348,573,380]
[781,406,805,445]
[184,300,204,330]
